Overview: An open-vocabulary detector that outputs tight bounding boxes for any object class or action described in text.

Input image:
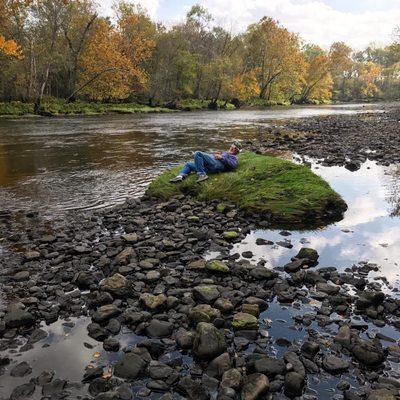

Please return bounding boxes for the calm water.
[0,103,384,215]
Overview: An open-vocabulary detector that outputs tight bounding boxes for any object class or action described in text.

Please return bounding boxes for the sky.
[99,0,400,49]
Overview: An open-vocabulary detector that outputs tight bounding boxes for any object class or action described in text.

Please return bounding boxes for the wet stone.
[192,285,220,303]
[146,319,173,338]
[113,353,146,379]
[206,259,230,273]
[10,382,35,400]
[193,322,227,360]
[10,361,32,377]
[241,373,269,400]
[232,312,258,331]
[322,355,350,374]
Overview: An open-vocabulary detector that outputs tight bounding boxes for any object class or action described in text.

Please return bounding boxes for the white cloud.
[98,0,161,18]
[199,0,400,49]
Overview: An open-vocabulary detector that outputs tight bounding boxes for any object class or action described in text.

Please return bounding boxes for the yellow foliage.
[78,12,155,101]
[0,35,22,58]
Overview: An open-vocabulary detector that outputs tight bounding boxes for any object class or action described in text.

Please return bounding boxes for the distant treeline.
[0,1,399,114]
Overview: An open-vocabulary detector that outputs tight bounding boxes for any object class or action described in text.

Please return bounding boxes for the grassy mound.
[146,152,347,228]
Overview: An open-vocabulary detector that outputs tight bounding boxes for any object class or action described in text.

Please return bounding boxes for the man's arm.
[219,153,238,170]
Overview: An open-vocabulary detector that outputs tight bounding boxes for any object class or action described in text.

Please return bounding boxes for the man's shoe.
[196,174,209,183]
[170,175,184,183]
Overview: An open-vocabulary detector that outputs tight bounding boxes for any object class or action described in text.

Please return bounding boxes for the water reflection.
[0,103,386,216]
[231,161,400,290]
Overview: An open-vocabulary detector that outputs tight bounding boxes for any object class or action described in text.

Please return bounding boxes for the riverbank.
[0,99,237,117]
[1,106,400,400]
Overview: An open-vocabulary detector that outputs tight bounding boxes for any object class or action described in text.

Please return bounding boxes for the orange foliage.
[0,35,21,58]
[78,16,154,101]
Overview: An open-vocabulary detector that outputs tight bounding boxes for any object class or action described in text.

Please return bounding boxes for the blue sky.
[99,0,400,49]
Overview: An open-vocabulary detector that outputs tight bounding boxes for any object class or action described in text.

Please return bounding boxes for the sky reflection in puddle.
[231,160,400,292]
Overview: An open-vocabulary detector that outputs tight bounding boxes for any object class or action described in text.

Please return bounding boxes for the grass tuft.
[146,152,347,228]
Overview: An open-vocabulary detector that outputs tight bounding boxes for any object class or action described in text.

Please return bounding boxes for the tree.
[77,3,155,102]
[245,17,304,102]
[299,44,332,103]
[329,42,353,100]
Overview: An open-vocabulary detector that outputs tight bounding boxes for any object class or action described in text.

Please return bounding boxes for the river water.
[0,103,385,216]
[1,103,400,399]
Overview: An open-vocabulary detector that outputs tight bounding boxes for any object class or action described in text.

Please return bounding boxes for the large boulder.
[294,248,319,264]
[193,322,227,360]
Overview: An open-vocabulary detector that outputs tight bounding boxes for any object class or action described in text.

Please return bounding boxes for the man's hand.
[214,151,222,160]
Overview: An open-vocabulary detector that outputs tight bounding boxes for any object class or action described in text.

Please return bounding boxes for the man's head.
[229,141,242,155]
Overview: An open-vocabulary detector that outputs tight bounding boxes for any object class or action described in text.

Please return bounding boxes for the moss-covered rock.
[146,152,347,228]
[206,259,230,273]
[232,312,258,330]
[223,231,239,240]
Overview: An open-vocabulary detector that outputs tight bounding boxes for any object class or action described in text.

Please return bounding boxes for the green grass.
[178,99,235,110]
[0,99,176,117]
[146,152,347,228]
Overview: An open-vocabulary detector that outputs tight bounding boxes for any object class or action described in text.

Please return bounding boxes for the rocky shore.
[0,192,399,400]
[1,105,400,400]
[251,105,400,170]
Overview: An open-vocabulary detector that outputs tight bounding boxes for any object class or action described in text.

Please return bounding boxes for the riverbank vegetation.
[146,152,347,227]
[1,1,399,116]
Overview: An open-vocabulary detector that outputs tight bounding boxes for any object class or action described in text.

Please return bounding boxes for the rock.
[249,267,278,280]
[92,304,121,323]
[351,339,385,366]
[146,319,173,338]
[301,341,320,359]
[284,259,305,273]
[4,303,35,328]
[241,304,259,317]
[295,247,319,263]
[284,372,304,398]
[100,274,129,297]
[149,361,173,380]
[87,323,109,341]
[12,271,30,281]
[176,329,194,349]
[335,325,351,347]
[177,376,209,400]
[206,352,231,378]
[253,356,285,377]
[193,322,227,360]
[223,231,239,240]
[115,247,135,264]
[24,250,40,261]
[214,298,234,313]
[221,368,242,389]
[103,338,120,352]
[241,373,269,400]
[256,238,273,245]
[10,382,35,400]
[145,270,160,281]
[316,282,340,295]
[322,355,349,374]
[187,259,206,270]
[82,366,104,382]
[193,285,220,304]
[10,361,32,377]
[232,312,258,330]
[206,259,229,273]
[367,389,399,400]
[113,353,146,379]
[76,271,97,289]
[140,293,167,311]
[355,291,385,309]
[121,233,138,243]
[242,251,254,259]
[189,304,221,325]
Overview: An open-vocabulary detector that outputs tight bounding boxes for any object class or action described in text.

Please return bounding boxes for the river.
[0,103,385,216]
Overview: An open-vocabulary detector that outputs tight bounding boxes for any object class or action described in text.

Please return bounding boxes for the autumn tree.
[245,17,304,102]
[77,3,155,101]
[329,42,353,100]
[299,44,332,103]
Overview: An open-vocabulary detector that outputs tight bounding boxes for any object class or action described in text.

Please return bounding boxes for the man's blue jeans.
[180,151,226,176]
